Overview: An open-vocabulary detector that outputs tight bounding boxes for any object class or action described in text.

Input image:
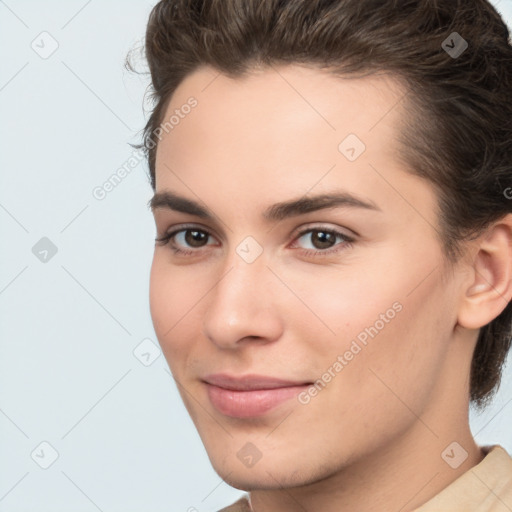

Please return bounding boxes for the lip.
[203,373,312,418]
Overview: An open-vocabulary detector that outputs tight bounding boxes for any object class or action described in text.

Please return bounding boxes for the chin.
[210,454,324,491]
[219,469,298,491]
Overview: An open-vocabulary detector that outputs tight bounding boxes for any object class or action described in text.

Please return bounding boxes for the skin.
[148,64,512,511]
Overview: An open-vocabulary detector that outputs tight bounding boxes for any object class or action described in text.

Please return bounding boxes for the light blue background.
[1,1,511,510]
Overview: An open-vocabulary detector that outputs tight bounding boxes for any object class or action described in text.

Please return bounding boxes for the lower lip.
[205,383,310,418]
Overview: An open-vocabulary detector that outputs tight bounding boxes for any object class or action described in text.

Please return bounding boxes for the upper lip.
[203,373,312,391]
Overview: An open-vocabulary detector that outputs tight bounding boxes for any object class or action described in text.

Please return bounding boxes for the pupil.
[313,230,334,249]
[186,230,207,247]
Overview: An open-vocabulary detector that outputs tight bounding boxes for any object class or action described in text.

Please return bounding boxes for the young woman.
[130,0,512,509]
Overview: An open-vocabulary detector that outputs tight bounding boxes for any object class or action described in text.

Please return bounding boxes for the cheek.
[291,251,452,400]
[276,261,403,348]
[149,255,194,361]
[322,268,453,422]
[149,256,169,338]
[289,244,443,352]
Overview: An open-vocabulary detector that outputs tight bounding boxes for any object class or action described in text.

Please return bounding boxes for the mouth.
[202,373,313,418]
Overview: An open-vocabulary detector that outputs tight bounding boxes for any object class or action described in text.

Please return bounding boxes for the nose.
[202,248,284,350]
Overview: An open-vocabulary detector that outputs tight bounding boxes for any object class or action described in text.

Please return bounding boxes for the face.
[149,65,469,490]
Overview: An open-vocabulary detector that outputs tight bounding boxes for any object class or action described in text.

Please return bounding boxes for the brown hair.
[128,0,512,410]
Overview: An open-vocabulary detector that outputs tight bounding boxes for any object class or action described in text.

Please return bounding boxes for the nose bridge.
[202,240,282,347]
[213,233,270,310]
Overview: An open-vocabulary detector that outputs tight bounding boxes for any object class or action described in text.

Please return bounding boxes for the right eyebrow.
[148,189,381,222]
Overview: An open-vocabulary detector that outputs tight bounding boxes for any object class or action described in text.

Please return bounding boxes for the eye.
[155,224,355,257]
[155,225,217,255]
[291,226,354,256]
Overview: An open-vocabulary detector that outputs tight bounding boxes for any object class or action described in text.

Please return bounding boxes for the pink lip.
[203,374,312,418]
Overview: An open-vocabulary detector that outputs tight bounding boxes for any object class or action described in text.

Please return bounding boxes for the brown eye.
[154,226,216,253]
[309,230,337,249]
[184,229,209,247]
[292,226,355,257]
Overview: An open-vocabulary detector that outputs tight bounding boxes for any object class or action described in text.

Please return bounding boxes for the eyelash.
[154,224,355,258]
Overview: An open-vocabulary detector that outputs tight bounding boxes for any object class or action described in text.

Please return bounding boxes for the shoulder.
[414,444,512,511]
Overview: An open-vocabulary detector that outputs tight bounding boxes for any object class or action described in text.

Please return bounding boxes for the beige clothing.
[218,444,512,512]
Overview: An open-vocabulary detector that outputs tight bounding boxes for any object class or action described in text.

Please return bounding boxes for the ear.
[457,214,512,330]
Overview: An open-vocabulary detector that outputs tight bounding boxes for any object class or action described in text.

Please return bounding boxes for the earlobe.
[457,216,512,330]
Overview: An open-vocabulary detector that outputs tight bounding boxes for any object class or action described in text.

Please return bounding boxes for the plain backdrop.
[1,1,512,510]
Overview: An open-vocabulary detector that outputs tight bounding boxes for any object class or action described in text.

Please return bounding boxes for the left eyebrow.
[262,191,381,221]
[148,190,381,222]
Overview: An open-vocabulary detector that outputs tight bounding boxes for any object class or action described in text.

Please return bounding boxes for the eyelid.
[156,222,220,239]
[290,222,357,241]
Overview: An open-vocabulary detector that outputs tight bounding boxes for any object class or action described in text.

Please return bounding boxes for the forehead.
[155,64,408,175]
[152,64,435,230]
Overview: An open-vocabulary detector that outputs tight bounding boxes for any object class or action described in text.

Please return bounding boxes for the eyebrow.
[148,189,381,222]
